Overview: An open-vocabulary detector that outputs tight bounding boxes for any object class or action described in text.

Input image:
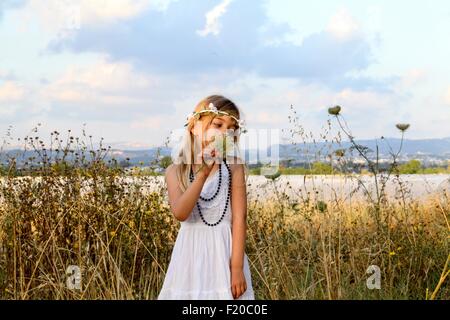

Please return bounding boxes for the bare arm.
[165,164,208,222]
[230,162,248,298]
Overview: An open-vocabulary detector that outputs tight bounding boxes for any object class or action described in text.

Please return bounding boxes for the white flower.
[212,133,236,158]
[237,119,246,128]
[235,119,247,133]
[184,104,248,133]
[208,102,218,113]
[202,144,218,166]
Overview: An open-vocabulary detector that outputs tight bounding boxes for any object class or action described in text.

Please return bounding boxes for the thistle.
[334,149,345,157]
[328,105,341,116]
[264,170,281,181]
[396,123,410,132]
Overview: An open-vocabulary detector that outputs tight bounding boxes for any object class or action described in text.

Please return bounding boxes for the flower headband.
[184,102,247,134]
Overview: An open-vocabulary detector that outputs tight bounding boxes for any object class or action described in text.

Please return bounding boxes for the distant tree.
[51,161,71,175]
[119,159,131,168]
[280,158,294,168]
[311,161,333,174]
[398,159,422,174]
[160,156,173,169]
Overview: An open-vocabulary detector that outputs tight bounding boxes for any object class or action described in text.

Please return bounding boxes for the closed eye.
[213,122,237,130]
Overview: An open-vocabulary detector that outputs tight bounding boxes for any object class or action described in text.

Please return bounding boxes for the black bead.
[195,163,223,202]
[193,160,232,227]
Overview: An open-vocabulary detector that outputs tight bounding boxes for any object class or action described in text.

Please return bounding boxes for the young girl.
[158,95,255,300]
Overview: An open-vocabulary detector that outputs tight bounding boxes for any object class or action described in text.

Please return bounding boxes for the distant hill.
[273,137,450,161]
[1,137,449,166]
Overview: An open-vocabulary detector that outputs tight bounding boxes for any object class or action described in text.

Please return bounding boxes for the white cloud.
[0,80,51,122]
[333,88,395,112]
[196,0,233,37]
[130,116,164,129]
[396,68,427,88]
[445,86,450,105]
[255,111,284,125]
[14,0,156,38]
[42,58,158,106]
[0,81,25,102]
[0,69,14,80]
[326,8,360,40]
[77,0,151,25]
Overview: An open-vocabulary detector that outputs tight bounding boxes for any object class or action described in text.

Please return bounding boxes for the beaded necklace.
[189,160,232,226]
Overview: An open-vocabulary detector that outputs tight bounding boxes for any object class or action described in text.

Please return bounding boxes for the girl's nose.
[224,128,234,135]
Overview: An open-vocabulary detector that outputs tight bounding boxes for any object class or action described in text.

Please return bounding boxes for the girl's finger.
[237,287,243,298]
[235,286,241,299]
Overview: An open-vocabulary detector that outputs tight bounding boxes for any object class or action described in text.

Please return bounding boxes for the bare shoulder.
[165,164,185,196]
[165,163,175,175]
[164,163,179,182]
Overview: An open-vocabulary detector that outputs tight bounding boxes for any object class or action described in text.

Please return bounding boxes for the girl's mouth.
[202,135,216,148]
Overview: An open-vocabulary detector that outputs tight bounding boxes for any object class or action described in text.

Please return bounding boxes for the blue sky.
[0,0,449,149]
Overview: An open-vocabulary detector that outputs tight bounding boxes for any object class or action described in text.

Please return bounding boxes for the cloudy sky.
[0,0,449,150]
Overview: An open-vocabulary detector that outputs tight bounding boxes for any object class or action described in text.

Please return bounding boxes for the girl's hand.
[230,267,247,299]
[196,141,218,178]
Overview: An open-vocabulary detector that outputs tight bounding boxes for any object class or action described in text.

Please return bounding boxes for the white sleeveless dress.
[158,161,255,300]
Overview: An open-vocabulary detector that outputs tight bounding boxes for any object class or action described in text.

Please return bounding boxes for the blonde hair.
[172,94,248,192]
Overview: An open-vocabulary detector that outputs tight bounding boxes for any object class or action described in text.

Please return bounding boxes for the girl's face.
[191,115,238,148]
